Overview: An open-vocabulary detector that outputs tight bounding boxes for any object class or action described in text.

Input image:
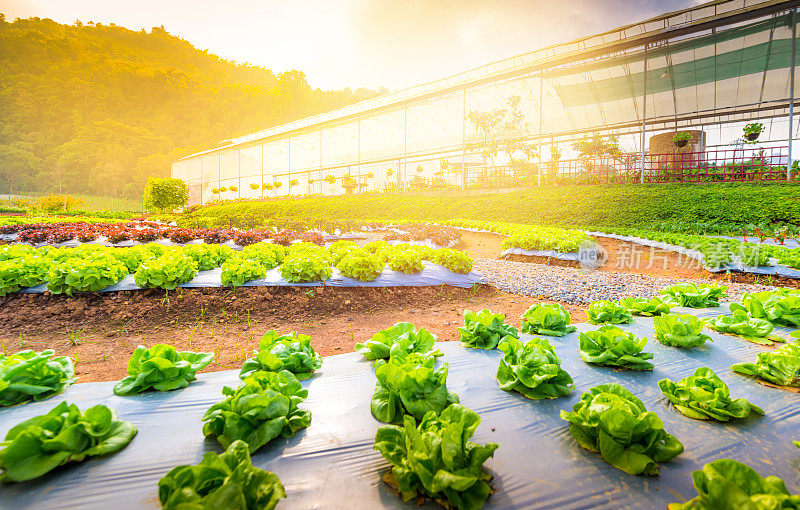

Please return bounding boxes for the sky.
[1,0,700,91]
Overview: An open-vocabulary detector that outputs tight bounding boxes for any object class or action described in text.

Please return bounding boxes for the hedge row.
[185,183,800,228]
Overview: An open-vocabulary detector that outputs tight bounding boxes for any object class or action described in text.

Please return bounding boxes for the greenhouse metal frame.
[172,0,800,205]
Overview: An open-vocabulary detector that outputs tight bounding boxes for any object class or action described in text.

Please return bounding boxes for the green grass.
[184,183,800,229]
[11,192,143,213]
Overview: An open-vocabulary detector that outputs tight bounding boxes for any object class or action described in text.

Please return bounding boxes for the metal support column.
[640,44,648,184]
[461,89,467,190]
[357,118,362,193]
[260,144,265,199]
[287,136,291,196]
[789,8,797,181]
[538,70,544,186]
[403,107,408,191]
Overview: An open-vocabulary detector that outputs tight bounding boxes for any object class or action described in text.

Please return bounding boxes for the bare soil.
[0,285,587,383]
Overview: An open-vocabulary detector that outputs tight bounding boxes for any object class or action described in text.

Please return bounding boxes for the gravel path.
[474,258,775,304]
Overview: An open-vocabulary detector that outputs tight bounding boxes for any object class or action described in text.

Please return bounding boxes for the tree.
[142,177,188,212]
[0,143,40,194]
[572,133,622,160]
[466,95,537,186]
[0,17,381,201]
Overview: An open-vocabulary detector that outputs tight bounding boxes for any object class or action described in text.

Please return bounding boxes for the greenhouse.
[173,0,800,205]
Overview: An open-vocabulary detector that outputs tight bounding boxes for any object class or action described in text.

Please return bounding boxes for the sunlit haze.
[1,0,698,90]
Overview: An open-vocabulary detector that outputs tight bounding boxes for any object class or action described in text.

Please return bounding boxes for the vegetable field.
[1,192,800,509]
[2,305,799,509]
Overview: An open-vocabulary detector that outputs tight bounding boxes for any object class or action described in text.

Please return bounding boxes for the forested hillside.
[0,14,381,199]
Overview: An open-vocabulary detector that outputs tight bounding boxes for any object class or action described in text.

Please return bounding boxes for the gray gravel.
[474,258,778,304]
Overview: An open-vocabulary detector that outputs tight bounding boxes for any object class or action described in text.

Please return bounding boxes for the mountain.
[0,14,382,199]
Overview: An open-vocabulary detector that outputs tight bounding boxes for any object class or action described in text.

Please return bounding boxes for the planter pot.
[745,132,761,142]
[674,140,688,148]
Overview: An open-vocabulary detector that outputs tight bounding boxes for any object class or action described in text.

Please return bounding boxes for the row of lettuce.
[12,214,797,272]
[0,240,475,297]
[0,331,321,507]
[181,209,800,268]
[586,225,800,269]
[349,283,800,508]
[1,283,799,507]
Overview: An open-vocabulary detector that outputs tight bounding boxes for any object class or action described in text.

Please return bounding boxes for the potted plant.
[249,183,259,191]
[672,132,693,148]
[386,168,393,178]
[324,175,336,185]
[744,122,763,142]
[342,174,357,194]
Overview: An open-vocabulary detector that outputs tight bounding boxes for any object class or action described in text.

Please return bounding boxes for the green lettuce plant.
[0,401,137,482]
[578,325,654,370]
[458,309,518,350]
[324,240,360,265]
[387,250,424,274]
[659,367,764,421]
[134,252,198,290]
[731,341,800,387]
[202,370,311,453]
[0,349,76,406]
[520,303,576,336]
[184,243,233,270]
[371,351,459,423]
[239,330,322,380]
[279,252,332,282]
[560,383,683,475]
[241,242,283,266]
[496,336,574,399]
[587,300,634,325]
[432,248,473,273]
[618,296,673,316]
[221,256,267,288]
[705,309,783,345]
[660,282,728,308]
[158,440,286,510]
[0,253,52,296]
[373,404,498,510]
[730,289,800,327]
[337,251,384,281]
[113,344,214,396]
[47,253,128,295]
[653,313,713,348]
[354,322,441,360]
[113,245,156,273]
[668,459,800,509]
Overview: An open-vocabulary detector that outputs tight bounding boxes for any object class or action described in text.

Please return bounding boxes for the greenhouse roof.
[180,0,800,160]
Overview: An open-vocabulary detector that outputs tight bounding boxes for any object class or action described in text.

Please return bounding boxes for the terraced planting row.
[0,241,476,296]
